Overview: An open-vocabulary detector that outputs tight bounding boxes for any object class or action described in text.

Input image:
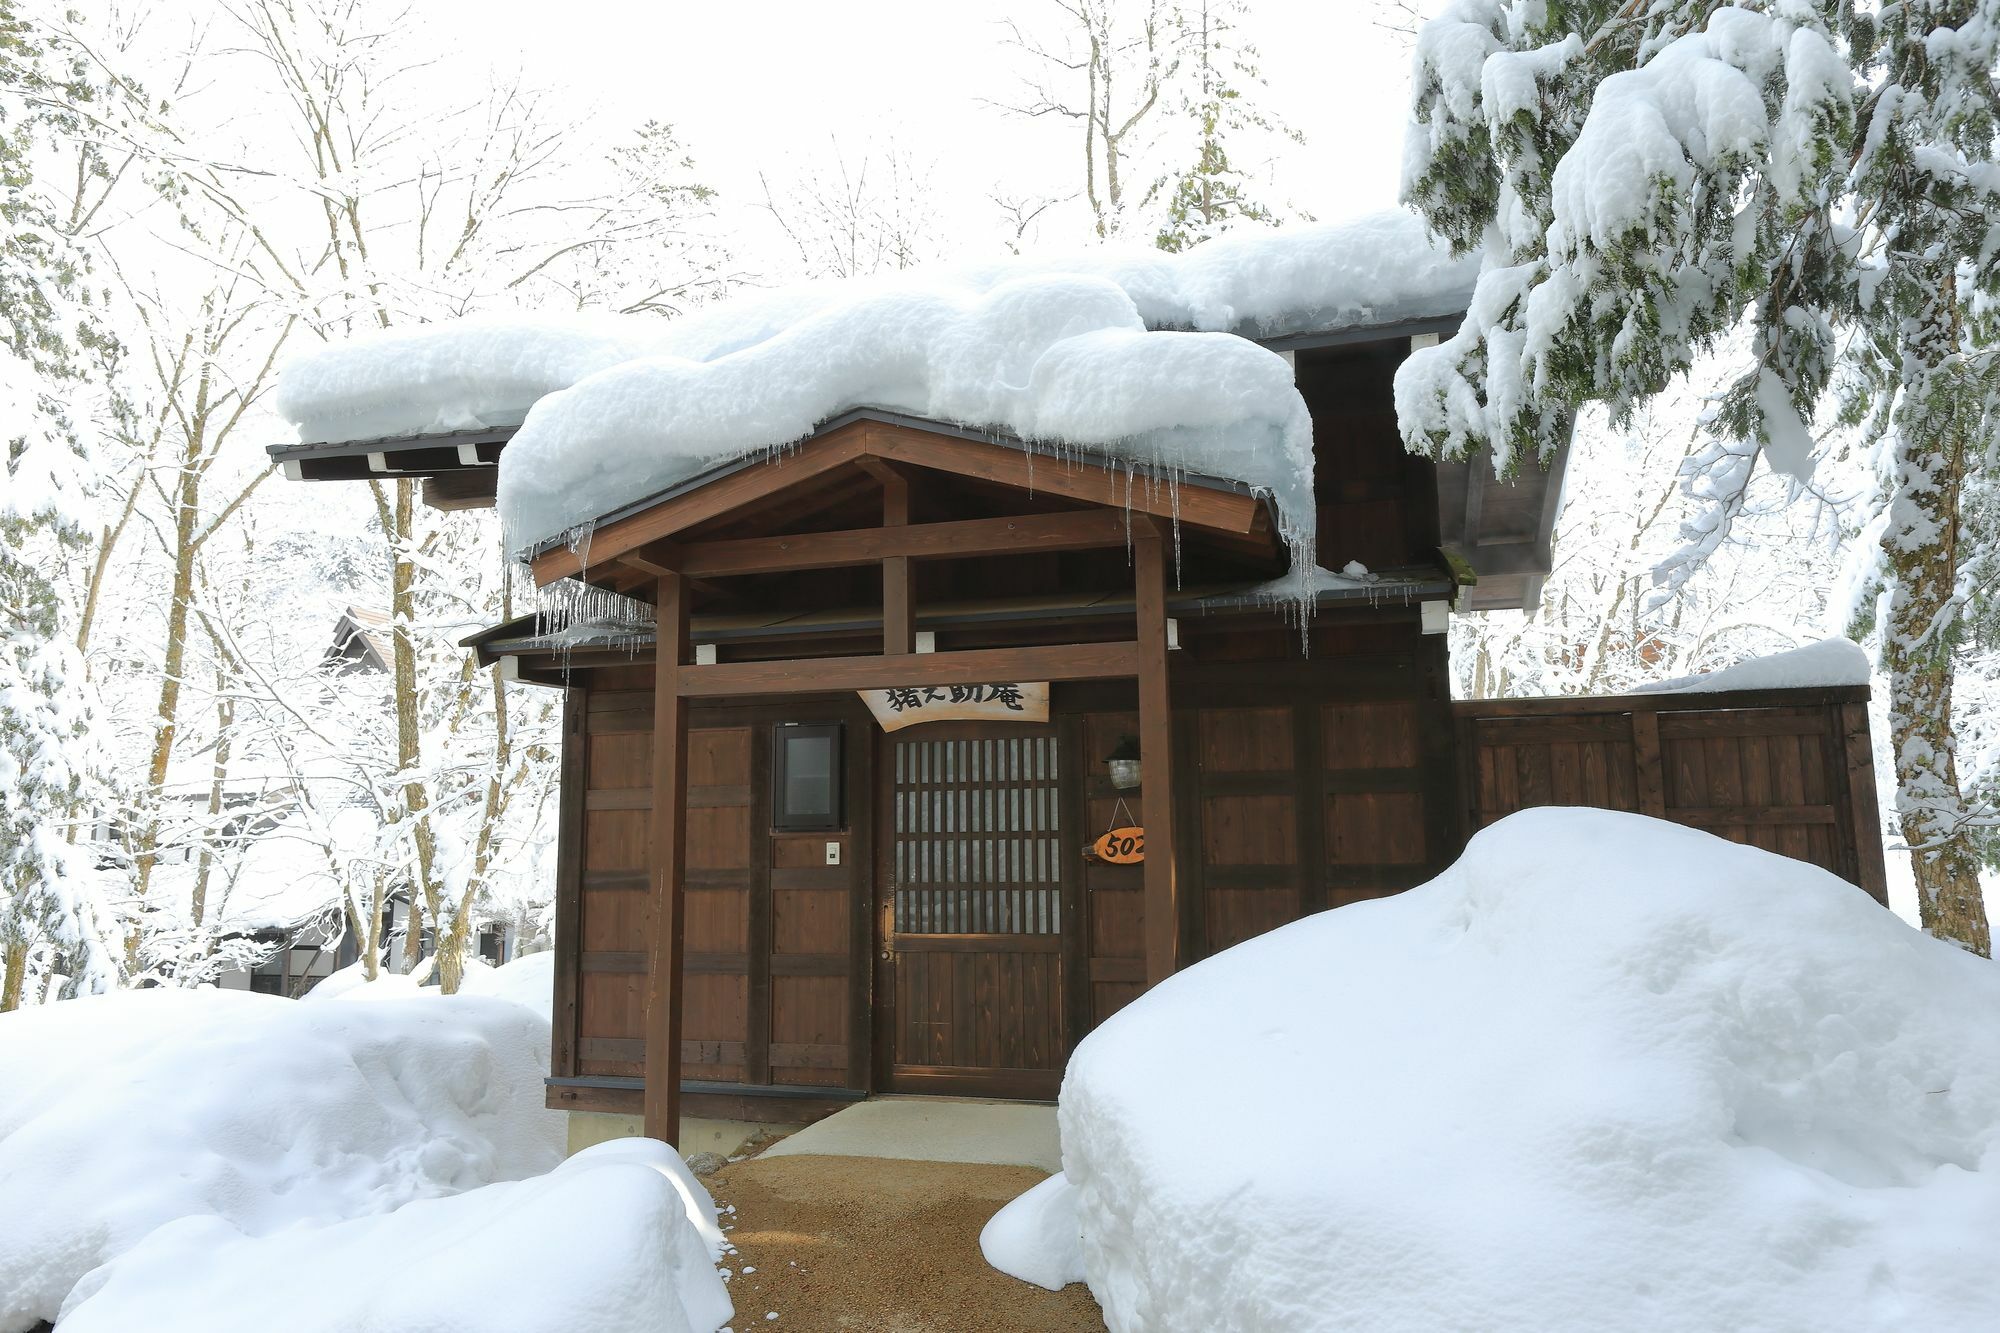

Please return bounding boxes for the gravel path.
[709,1154,1103,1331]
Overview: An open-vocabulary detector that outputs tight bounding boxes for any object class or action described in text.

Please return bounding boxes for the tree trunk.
[376,478,441,971]
[130,382,213,969]
[1,939,26,1012]
[1881,267,1991,956]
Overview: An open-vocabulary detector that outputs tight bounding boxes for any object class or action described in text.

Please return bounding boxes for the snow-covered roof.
[276,211,1474,560]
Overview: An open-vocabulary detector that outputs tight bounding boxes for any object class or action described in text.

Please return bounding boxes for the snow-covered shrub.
[0,988,565,1329]
[56,1139,731,1333]
[992,808,2000,1330]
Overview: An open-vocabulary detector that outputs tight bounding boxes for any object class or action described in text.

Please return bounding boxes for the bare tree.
[756,138,942,280]
[999,0,1180,240]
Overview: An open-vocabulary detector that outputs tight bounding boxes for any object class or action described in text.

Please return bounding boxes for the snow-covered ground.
[0,956,726,1332]
[987,807,2000,1331]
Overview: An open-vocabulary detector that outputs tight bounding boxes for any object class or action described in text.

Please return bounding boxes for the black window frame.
[772,722,844,832]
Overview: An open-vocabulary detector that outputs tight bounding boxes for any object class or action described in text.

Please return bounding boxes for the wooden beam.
[867,429,1264,536]
[643,572,691,1145]
[616,541,681,577]
[421,469,498,512]
[676,509,1137,579]
[856,456,909,487]
[1134,520,1181,985]
[532,428,871,584]
[674,641,1140,698]
[881,469,913,656]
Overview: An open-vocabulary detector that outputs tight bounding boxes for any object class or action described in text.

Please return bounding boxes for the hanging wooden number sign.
[1092,826,1146,864]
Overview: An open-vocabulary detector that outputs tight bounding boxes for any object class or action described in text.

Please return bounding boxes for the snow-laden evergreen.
[1396,0,1999,952]
[0,1,123,1007]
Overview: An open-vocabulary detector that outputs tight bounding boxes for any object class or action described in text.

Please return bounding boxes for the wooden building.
[273,294,1888,1144]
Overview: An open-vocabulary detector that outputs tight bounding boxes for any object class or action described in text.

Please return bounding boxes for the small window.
[773,723,843,831]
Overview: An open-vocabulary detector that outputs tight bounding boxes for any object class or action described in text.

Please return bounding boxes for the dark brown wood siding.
[1455,689,1887,903]
[1066,614,1460,1029]
[548,671,868,1116]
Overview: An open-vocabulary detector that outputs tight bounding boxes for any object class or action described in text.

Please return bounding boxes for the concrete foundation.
[757,1096,1061,1172]
[563,1110,802,1160]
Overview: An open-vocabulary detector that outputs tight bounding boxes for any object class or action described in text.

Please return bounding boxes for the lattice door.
[883,727,1068,1096]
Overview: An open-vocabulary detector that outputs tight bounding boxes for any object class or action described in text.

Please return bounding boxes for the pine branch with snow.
[1397,0,1998,953]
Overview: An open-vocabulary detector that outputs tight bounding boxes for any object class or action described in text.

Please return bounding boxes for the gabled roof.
[525,410,1284,588]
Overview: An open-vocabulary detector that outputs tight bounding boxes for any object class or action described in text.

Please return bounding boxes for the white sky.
[436,0,1424,263]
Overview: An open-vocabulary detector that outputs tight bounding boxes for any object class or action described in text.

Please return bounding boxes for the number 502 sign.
[1091,826,1146,864]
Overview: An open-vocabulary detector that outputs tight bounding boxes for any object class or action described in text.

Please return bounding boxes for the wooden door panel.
[882,727,1068,1098]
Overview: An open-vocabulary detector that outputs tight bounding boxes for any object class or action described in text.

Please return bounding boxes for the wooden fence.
[1453,685,1888,904]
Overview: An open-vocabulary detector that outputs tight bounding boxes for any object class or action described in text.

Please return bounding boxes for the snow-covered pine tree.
[1397,1,1998,954]
[1151,0,1304,252]
[0,0,122,1007]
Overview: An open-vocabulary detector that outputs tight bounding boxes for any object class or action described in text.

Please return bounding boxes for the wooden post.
[644,572,691,1144]
[880,467,913,655]
[1839,702,1890,905]
[1134,521,1180,985]
[1631,708,1667,818]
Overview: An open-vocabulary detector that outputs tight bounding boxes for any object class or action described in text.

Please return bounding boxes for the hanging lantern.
[1106,735,1142,790]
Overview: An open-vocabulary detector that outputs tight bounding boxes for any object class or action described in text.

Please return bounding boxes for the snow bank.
[0,988,565,1330]
[458,947,557,1022]
[980,1170,1086,1292]
[276,211,1472,557]
[58,1139,731,1333]
[1013,808,2000,1331]
[1641,636,1871,695]
[299,957,429,1001]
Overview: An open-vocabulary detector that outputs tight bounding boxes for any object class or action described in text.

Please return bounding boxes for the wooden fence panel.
[1454,688,1887,903]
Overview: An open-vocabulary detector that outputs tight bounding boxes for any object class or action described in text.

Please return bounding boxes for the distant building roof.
[327,606,393,674]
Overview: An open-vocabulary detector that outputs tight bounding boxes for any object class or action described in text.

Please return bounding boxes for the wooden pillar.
[880,467,913,655]
[643,572,691,1144]
[1134,521,1180,985]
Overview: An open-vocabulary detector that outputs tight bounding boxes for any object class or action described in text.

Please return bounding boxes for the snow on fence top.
[275,211,1474,560]
[1638,638,1871,695]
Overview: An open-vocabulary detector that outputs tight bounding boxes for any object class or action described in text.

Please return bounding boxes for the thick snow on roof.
[990,808,2000,1330]
[275,211,1474,557]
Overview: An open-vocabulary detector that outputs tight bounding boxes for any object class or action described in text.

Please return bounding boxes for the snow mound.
[276,211,1473,558]
[458,948,557,1022]
[300,958,428,1001]
[0,988,565,1330]
[1022,808,2000,1332]
[980,1170,1086,1292]
[58,1139,731,1333]
[1642,636,1871,695]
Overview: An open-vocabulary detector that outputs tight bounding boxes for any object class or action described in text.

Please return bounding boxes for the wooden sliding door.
[877,725,1070,1099]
